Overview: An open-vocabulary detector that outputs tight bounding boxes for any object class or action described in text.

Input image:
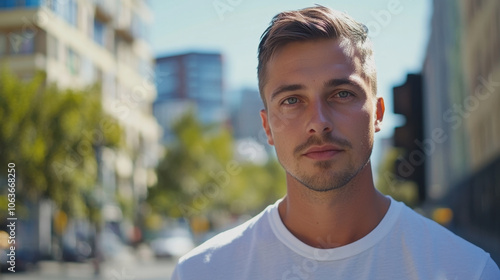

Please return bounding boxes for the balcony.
[94,0,113,22]
[114,13,134,43]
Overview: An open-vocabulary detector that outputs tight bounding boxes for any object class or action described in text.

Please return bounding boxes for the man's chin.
[294,173,354,193]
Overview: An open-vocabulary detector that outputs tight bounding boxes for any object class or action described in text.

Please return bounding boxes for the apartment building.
[0,0,161,255]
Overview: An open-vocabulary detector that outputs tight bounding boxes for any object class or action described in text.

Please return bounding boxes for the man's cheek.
[270,111,301,133]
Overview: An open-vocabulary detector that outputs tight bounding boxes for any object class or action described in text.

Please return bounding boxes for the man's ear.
[260,109,274,145]
[375,97,385,133]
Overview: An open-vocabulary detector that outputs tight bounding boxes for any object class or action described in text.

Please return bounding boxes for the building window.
[44,0,56,11]
[26,0,41,7]
[93,18,105,46]
[43,0,76,26]
[8,31,35,54]
[46,0,64,15]
[67,47,81,75]
[0,0,15,8]
[0,0,41,9]
[81,57,95,85]
[67,0,78,27]
[156,61,178,99]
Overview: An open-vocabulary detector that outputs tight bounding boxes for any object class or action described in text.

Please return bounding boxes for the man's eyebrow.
[324,78,363,89]
[270,84,305,102]
[270,78,364,102]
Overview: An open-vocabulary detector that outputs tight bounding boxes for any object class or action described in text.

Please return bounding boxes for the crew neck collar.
[267,196,402,261]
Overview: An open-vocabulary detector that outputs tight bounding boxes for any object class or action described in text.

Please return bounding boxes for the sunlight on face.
[260,39,384,192]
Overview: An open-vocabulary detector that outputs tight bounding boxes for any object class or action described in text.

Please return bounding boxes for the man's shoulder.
[180,216,258,260]
[381,198,500,278]
[398,203,474,245]
[393,200,493,267]
[177,204,274,267]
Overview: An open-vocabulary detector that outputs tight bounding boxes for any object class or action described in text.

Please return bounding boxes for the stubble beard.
[289,133,373,193]
[278,133,373,193]
[289,153,372,193]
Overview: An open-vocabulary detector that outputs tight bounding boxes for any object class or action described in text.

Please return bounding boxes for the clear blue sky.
[149,0,432,141]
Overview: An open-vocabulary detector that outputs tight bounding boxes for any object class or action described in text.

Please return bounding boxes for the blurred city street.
[0,0,499,277]
[1,245,177,280]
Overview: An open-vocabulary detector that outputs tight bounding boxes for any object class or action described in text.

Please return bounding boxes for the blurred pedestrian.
[172,5,500,279]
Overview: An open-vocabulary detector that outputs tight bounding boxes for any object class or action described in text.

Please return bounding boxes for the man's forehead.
[266,39,365,80]
[266,40,367,82]
[270,37,358,59]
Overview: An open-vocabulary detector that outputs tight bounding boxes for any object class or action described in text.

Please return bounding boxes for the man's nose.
[307,101,333,134]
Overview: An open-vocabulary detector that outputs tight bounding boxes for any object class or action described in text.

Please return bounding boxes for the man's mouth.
[303,145,343,160]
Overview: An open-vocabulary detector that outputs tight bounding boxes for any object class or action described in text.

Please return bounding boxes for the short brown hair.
[257,5,377,107]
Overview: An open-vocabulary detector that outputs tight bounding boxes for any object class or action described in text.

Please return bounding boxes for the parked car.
[61,239,92,262]
[150,227,195,258]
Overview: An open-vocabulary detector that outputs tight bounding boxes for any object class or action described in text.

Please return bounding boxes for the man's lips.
[302,145,343,160]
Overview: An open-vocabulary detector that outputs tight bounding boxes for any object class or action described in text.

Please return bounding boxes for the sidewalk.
[2,261,99,280]
[1,244,176,280]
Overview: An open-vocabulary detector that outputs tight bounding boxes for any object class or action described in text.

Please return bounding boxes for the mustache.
[294,134,352,155]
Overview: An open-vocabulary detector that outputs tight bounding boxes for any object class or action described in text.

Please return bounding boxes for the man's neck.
[278,164,390,249]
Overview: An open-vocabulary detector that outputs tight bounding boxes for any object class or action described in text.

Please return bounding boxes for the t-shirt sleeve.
[479,257,500,280]
[171,264,182,280]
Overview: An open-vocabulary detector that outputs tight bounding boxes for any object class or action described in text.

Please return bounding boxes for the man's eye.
[337,91,352,98]
[283,97,299,105]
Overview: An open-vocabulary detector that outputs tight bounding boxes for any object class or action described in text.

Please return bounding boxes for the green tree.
[148,112,232,218]
[0,69,122,218]
[226,158,286,215]
[147,111,286,223]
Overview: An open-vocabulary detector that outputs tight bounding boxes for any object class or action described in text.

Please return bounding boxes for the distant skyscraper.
[231,88,264,140]
[154,52,225,143]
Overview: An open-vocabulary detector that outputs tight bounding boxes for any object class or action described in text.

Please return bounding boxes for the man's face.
[260,39,384,192]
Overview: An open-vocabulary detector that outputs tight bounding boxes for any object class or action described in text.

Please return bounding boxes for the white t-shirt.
[172,197,500,279]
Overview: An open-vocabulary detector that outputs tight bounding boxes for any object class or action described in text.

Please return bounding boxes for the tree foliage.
[147,112,286,221]
[0,69,122,218]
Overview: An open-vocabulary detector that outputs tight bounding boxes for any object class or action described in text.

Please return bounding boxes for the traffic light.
[392,73,426,203]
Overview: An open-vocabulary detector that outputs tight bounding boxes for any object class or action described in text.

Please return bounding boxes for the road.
[1,249,178,280]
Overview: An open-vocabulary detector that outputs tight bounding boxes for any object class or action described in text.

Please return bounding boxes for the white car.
[150,227,195,258]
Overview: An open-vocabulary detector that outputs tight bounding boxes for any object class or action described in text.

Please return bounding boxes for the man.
[172,6,500,279]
